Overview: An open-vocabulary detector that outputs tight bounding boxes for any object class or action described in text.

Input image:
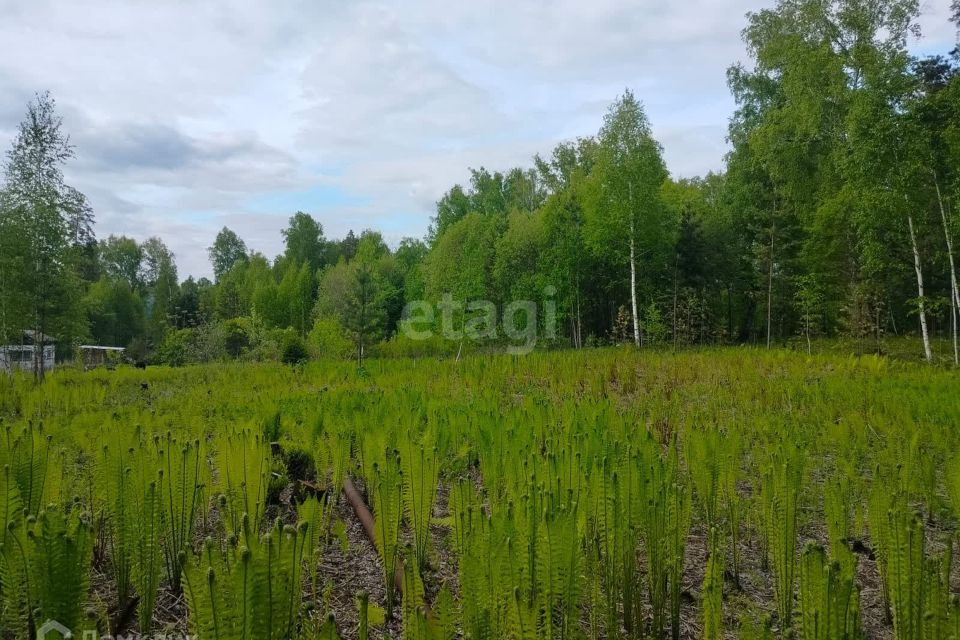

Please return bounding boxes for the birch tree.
[586,91,670,346]
[0,92,90,378]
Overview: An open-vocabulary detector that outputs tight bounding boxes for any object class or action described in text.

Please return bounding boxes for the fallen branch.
[343,476,404,595]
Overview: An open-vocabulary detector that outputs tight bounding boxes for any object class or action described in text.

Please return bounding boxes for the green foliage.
[209,227,248,283]
[399,430,439,574]
[158,433,206,591]
[281,333,310,366]
[2,347,960,639]
[315,260,390,366]
[308,318,354,360]
[641,441,692,640]
[798,543,862,640]
[367,446,403,618]
[2,422,54,516]
[223,318,251,358]
[886,508,926,640]
[0,92,89,374]
[5,0,960,369]
[215,429,269,536]
[182,517,308,640]
[642,302,667,345]
[284,445,316,486]
[1,505,93,639]
[131,470,163,630]
[762,439,804,631]
[282,212,326,273]
[702,527,723,640]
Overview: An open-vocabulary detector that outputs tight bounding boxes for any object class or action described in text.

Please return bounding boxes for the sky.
[0,0,956,279]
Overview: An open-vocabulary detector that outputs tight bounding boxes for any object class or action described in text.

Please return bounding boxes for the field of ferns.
[1,348,960,640]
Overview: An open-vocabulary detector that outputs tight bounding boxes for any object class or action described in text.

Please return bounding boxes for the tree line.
[2,0,959,369]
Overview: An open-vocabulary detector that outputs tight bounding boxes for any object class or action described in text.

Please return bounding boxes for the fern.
[215,428,269,535]
[0,505,93,639]
[157,433,206,591]
[399,429,439,575]
[30,507,94,637]
[429,585,457,640]
[761,440,803,632]
[296,495,328,601]
[702,527,723,640]
[798,543,862,640]
[182,516,308,640]
[132,471,163,631]
[5,422,53,516]
[0,512,34,635]
[687,428,722,528]
[640,438,691,639]
[886,508,925,640]
[95,443,134,614]
[824,473,857,578]
[370,451,403,619]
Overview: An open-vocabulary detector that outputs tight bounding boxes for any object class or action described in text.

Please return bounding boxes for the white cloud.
[0,0,955,278]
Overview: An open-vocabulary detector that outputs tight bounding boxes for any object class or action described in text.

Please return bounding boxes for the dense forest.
[2,0,960,367]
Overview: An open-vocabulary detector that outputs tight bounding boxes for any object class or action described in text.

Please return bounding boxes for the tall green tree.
[423,212,500,305]
[535,138,599,347]
[282,212,326,272]
[278,261,315,336]
[728,0,924,350]
[395,237,428,301]
[99,235,143,290]
[585,90,671,346]
[141,237,178,343]
[172,277,205,328]
[208,227,248,282]
[314,260,387,367]
[0,92,90,375]
[83,277,145,347]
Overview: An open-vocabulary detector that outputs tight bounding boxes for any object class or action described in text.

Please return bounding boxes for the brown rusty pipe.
[343,476,404,595]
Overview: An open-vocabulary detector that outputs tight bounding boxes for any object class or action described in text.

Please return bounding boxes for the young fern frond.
[761,441,804,632]
[29,507,94,637]
[5,422,53,516]
[95,443,134,613]
[401,544,428,640]
[182,517,307,640]
[798,543,863,640]
[371,451,403,619]
[399,430,439,575]
[886,508,925,640]
[132,472,164,631]
[428,585,457,640]
[868,466,905,621]
[824,473,857,578]
[0,515,34,635]
[215,428,269,535]
[156,433,206,591]
[687,427,722,528]
[702,527,723,640]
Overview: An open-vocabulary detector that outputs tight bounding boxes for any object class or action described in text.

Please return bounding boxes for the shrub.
[281,333,309,365]
[284,445,316,485]
[158,328,193,366]
[222,318,251,358]
[308,318,354,360]
[266,468,290,507]
[643,302,667,344]
[375,331,460,359]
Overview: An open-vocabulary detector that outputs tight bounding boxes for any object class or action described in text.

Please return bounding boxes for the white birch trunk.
[934,175,959,365]
[630,219,640,347]
[766,224,775,349]
[907,213,933,362]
